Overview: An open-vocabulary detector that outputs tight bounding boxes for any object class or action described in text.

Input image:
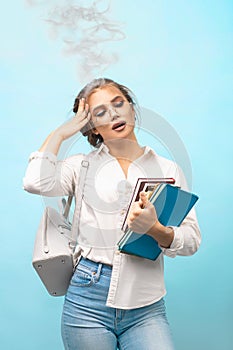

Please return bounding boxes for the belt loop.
[95,263,103,281]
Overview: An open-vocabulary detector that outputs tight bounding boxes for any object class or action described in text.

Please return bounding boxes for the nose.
[108,105,119,120]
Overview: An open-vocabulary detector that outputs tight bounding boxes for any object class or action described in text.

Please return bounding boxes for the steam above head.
[26,0,125,82]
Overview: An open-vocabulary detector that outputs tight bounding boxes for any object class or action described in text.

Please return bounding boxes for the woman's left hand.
[127,192,158,234]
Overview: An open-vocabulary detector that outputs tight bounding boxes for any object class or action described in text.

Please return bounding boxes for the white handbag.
[32,159,89,296]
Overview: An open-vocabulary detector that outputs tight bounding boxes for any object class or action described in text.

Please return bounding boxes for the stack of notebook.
[117,178,199,261]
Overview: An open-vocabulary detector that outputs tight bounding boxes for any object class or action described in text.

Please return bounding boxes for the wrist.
[147,221,174,248]
[147,220,165,235]
[53,128,66,142]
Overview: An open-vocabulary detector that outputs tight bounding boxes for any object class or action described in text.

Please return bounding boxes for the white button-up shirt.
[23,143,201,309]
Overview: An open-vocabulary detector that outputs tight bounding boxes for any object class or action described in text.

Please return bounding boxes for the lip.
[112,120,126,130]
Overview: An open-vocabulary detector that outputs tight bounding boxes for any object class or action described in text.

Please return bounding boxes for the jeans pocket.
[70,265,94,287]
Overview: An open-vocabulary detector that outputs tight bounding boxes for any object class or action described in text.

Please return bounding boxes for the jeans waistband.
[79,257,112,277]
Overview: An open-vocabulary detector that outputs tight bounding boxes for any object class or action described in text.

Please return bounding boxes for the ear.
[92,128,100,135]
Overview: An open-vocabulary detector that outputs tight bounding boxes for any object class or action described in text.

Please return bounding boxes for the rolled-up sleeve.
[160,165,201,258]
[23,151,84,197]
[161,208,201,257]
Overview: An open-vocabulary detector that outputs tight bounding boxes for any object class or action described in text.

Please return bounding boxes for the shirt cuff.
[160,226,184,258]
[29,151,57,165]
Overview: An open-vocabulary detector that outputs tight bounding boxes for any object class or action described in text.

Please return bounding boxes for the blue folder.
[118,184,199,260]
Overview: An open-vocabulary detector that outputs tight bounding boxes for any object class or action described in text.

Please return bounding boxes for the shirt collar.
[143,145,156,156]
[95,142,110,155]
[95,142,157,158]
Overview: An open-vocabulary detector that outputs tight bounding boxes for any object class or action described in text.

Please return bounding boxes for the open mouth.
[112,121,126,131]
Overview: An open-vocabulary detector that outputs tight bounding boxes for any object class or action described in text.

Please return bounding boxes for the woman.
[23,78,201,350]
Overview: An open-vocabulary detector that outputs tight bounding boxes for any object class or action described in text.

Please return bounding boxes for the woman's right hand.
[55,98,91,141]
[39,98,92,155]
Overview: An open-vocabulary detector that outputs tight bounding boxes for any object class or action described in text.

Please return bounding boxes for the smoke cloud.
[25,0,125,82]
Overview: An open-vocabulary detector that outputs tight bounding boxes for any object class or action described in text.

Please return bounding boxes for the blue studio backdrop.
[0,1,232,349]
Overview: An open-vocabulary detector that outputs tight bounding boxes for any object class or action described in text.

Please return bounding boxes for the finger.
[128,210,141,221]
[131,202,140,210]
[128,214,135,223]
[127,220,132,228]
[73,115,86,130]
[85,102,89,114]
[76,103,89,122]
[133,208,142,216]
[127,217,135,226]
[130,203,141,215]
[78,98,86,113]
[86,111,91,121]
[139,191,148,208]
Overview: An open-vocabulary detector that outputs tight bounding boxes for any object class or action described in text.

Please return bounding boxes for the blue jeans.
[61,258,174,350]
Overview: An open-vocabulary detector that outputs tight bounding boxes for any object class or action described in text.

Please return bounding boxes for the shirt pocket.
[70,265,94,287]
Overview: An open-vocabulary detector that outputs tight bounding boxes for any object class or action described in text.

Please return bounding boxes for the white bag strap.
[69,157,89,249]
[63,195,73,220]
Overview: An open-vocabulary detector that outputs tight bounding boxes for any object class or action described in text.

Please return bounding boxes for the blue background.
[1,1,232,349]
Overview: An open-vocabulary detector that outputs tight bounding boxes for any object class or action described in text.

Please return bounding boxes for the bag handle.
[63,195,73,220]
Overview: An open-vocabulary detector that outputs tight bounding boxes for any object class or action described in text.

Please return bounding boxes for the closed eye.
[113,100,124,108]
[94,108,107,118]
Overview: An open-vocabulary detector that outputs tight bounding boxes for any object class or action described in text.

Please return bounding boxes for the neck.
[104,136,144,161]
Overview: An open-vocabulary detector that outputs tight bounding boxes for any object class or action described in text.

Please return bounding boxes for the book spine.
[118,227,132,248]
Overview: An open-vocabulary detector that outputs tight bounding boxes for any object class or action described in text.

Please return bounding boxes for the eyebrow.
[91,95,123,113]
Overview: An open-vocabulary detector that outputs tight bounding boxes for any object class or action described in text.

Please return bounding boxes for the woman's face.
[87,85,136,142]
